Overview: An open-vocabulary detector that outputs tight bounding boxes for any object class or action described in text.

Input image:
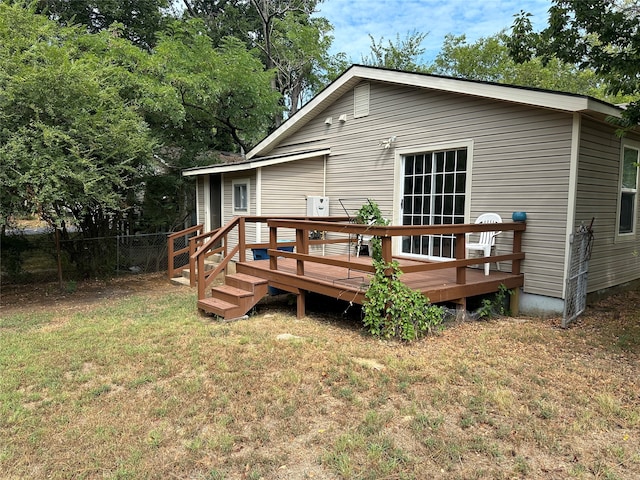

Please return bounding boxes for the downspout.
[562,113,582,300]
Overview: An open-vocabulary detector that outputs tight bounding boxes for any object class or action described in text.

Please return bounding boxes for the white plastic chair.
[466,213,502,275]
[355,219,375,257]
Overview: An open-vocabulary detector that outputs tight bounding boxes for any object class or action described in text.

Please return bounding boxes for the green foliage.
[355,200,387,228]
[356,199,443,341]
[429,32,618,101]
[354,200,389,261]
[361,31,429,72]
[0,233,31,279]
[150,20,282,153]
[30,0,170,49]
[270,12,338,115]
[182,0,342,121]
[477,284,513,319]
[363,260,444,341]
[0,5,155,233]
[508,1,640,130]
[0,5,283,251]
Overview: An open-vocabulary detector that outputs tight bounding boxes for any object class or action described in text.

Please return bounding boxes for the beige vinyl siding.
[576,118,640,291]
[223,172,256,261]
[258,156,325,245]
[265,80,574,298]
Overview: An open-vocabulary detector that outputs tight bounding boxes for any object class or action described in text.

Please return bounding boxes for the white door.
[400,148,468,260]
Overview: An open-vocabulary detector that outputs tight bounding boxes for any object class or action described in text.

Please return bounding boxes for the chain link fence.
[1,230,170,284]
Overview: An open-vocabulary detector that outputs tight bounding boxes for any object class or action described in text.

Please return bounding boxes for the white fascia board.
[182,149,331,177]
[361,67,623,116]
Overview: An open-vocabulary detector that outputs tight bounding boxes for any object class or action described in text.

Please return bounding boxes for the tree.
[269,12,336,115]
[508,0,640,130]
[0,6,282,238]
[28,0,170,49]
[0,6,155,232]
[429,32,619,102]
[178,0,255,46]
[149,19,282,155]
[181,0,340,123]
[0,5,161,273]
[361,31,429,72]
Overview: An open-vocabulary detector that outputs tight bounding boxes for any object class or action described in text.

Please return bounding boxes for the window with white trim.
[232,179,249,214]
[618,142,639,236]
[401,147,468,259]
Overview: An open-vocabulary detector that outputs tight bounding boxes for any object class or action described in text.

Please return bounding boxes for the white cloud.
[315,0,552,63]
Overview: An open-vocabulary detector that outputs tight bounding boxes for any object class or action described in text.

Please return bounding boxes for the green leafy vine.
[357,200,444,341]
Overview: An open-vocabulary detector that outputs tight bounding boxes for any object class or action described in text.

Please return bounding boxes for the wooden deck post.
[167,233,175,280]
[512,228,523,275]
[269,226,278,270]
[239,217,246,262]
[297,290,306,319]
[455,233,466,284]
[296,227,308,276]
[510,288,520,316]
[381,236,392,263]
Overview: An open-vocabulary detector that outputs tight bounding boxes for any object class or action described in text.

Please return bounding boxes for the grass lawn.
[1,274,639,479]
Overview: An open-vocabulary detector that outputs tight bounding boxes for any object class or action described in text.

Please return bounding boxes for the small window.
[618,143,639,236]
[232,179,249,214]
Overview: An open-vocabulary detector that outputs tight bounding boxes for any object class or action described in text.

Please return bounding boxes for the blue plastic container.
[251,242,294,295]
[512,211,527,222]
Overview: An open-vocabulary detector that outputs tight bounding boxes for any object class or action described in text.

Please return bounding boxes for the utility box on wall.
[306,196,329,217]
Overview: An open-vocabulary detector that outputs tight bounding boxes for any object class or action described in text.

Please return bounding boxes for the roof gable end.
[247,65,622,159]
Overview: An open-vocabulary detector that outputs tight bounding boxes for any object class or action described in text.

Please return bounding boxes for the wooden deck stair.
[197,272,268,319]
[169,258,220,287]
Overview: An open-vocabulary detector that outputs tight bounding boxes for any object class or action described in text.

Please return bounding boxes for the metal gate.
[563,220,595,327]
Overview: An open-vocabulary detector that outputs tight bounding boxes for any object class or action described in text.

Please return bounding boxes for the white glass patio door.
[401,148,467,259]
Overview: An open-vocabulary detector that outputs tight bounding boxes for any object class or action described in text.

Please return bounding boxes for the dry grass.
[1,274,639,479]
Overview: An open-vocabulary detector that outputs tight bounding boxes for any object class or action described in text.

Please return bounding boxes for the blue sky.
[315,0,553,64]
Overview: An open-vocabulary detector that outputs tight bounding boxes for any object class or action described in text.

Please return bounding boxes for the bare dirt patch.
[0,272,181,316]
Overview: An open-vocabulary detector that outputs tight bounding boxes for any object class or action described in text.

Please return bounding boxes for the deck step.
[198,297,242,318]
[170,276,191,287]
[211,284,253,304]
[225,273,268,291]
[183,260,218,275]
[198,273,269,320]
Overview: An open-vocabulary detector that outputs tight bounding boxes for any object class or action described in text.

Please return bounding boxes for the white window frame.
[616,140,640,239]
[232,178,250,215]
[394,140,474,260]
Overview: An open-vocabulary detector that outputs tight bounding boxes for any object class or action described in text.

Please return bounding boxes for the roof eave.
[182,148,331,176]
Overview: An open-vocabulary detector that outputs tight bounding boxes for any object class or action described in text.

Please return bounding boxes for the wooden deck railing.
[173,216,525,305]
[265,219,526,285]
[167,224,203,279]
[187,216,350,301]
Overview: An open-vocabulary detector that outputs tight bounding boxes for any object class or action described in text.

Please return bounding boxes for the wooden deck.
[169,216,526,319]
[237,255,524,307]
